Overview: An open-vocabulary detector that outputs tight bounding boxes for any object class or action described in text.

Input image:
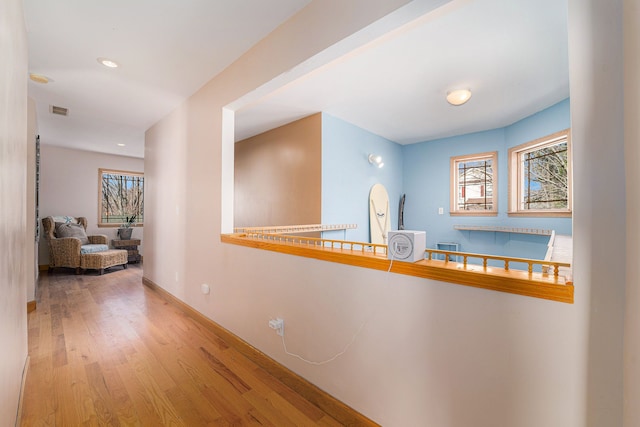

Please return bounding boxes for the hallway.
[20,265,346,426]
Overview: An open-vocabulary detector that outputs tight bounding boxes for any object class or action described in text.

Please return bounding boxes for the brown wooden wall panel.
[234,113,322,228]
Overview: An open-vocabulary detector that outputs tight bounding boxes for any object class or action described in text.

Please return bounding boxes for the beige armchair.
[42,216,109,273]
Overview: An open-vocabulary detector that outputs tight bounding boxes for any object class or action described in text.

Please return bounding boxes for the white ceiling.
[24,0,313,158]
[25,0,569,158]
[235,0,569,143]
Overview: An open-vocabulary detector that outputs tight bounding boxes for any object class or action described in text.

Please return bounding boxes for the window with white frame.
[98,168,144,227]
[450,151,497,216]
[508,129,571,216]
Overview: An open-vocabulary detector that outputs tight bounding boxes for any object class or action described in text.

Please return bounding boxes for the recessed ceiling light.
[446,89,472,106]
[29,73,49,84]
[97,57,119,68]
[117,143,126,147]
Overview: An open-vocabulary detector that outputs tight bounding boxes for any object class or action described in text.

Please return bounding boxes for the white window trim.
[450,151,498,216]
[98,168,145,227]
[508,129,572,217]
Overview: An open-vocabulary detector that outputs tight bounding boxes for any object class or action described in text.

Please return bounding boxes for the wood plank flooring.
[21,265,345,426]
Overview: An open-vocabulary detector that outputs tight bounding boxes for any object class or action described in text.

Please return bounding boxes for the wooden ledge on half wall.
[221,232,574,304]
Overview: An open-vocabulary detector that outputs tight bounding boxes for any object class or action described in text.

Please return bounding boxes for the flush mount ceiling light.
[29,73,49,84]
[368,154,384,168]
[446,89,472,106]
[117,143,126,147]
[97,57,119,68]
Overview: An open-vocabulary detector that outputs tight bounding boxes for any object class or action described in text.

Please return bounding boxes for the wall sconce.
[368,154,384,168]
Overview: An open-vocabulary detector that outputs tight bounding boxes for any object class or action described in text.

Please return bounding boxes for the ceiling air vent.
[50,105,68,116]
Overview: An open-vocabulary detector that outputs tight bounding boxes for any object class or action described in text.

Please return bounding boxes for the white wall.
[38,145,144,265]
[568,0,625,424]
[144,0,631,425]
[0,0,29,423]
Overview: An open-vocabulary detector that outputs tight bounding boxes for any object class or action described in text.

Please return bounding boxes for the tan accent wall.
[625,0,640,424]
[234,113,321,228]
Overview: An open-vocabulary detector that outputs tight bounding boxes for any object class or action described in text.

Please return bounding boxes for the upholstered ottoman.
[80,249,128,275]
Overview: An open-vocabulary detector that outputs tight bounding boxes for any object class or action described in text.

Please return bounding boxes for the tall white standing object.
[369,183,390,245]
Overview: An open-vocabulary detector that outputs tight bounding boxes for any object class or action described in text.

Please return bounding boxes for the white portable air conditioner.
[387,230,426,262]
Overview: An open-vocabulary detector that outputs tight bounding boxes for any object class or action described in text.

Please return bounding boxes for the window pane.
[100,172,144,224]
[521,142,567,210]
[457,159,493,211]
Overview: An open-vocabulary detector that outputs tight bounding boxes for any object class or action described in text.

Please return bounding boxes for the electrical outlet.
[201,283,210,295]
[438,207,444,215]
[268,318,284,336]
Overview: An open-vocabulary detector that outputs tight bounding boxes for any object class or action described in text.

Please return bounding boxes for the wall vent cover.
[50,105,68,116]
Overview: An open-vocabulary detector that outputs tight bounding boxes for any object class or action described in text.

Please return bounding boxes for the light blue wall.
[321,113,403,242]
[402,98,571,259]
[321,99,571,258]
